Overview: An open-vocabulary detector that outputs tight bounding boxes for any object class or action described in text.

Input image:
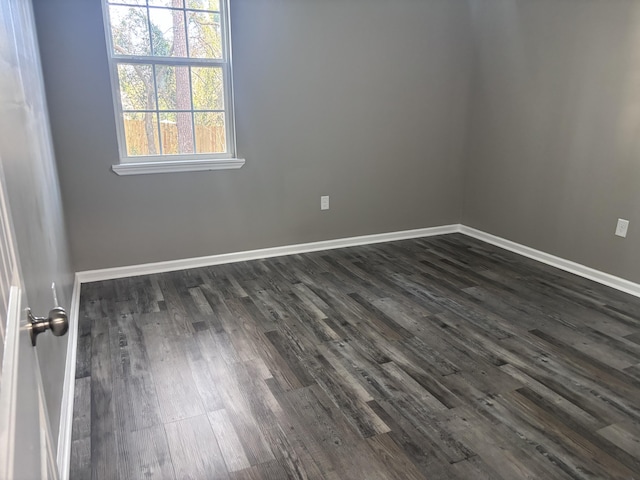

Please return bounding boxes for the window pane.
[148,0,183,7]
[156,65,192,110]
[159,112,177,154]
[109,6,151,56]
[108,0,145,5]
[160,112,194,154]
[186,0,220,11]
[191,67,223,110]
[194,112,226,153]
[187,11,222,59]
[123,112,160,156]
[149,7,188,57]
[117,64,156,110]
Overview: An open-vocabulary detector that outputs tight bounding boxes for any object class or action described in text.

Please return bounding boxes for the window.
[102,0,244,175]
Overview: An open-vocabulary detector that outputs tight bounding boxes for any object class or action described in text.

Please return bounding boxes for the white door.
[0,0,66,478]
[0,162,59,480]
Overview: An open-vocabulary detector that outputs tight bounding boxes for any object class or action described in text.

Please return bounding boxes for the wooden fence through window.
[124,119,225,155]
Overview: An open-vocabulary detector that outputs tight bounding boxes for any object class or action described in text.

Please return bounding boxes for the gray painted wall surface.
[33,0,472,272]
[33,0,640,285]
[0,0,73,441]
[463,0,640,283]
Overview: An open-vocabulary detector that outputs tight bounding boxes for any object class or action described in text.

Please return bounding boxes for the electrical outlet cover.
[615,219,629,238]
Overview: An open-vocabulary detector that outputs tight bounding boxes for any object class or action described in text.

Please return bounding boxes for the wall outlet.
[321,195,330,211]
[615,218,629,238]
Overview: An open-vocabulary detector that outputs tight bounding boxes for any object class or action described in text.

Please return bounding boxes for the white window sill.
[112,158,245,176]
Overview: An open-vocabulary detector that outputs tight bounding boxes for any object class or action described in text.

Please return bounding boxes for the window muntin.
[103,0,235,161]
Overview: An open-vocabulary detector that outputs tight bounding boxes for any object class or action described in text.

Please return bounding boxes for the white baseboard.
[76,224,460,283]
[76,222,640,294]
[460,225,640,298]
[56,275,81,480]
[59,222,640,478]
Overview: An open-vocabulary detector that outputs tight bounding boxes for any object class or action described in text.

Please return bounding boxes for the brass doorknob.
[27,307,69,346]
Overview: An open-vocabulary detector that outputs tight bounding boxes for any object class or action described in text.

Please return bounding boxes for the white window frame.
[102,0,244,175]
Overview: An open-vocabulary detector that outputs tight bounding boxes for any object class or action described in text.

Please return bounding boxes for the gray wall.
[0,0,73,441]
[33,0,473,272]
[463,0,640,283]
[34,0,640,284]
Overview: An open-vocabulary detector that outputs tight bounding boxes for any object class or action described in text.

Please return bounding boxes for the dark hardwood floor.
[70,234,640,479]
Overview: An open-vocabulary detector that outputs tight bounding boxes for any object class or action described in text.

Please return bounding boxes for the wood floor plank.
[164,415,229,479]
[366,432,429,480]
[529,329,640,399]
[208,409,252,473]
[624,363,640,381]
[140,319,205,423]
[372,394,473,466]
[597,422,640,460]
[71,376,91,441]
[228,460,290,480]
[365,399,464,480]
[90,318,118,480]
[74,330,92,379]
[505,388,639,479]
[380,362,449,413]
[113,372,163,432]
[499,337,640,426]
[441,406,575,480]
[216,365,276,466]
[299,346,391,438]
[116,424,175,480]
[511,386,640,474]
[499,363,606,432]
[155,274,196,336]
[478,389,635,479]
[69,437,91,480]
[272,383,386,480]
[263,329,315,389]
[182,331,225,411]
[111,308,156,379]
[235,361,327,480]
[449,455,507,480]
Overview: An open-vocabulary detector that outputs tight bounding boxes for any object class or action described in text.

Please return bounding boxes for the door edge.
[0,285,23,479]
[55,275,81,480]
